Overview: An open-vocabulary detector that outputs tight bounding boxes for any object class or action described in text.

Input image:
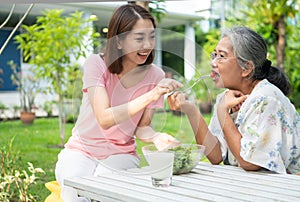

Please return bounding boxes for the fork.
[182,74,210,93]
[167,74,210,96]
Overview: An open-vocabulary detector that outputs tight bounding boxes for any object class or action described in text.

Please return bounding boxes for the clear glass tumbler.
[142,144,175,187]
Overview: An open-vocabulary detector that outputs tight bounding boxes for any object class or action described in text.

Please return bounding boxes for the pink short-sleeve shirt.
[65,54,165,159]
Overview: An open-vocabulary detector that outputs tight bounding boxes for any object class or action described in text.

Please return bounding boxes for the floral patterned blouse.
[209,79,300,174]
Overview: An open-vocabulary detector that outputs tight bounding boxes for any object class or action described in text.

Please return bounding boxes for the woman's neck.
[242,79,261,95]
[118,59,139,79]
[118,65,150,88]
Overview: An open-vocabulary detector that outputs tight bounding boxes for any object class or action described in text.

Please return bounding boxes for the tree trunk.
[275,16,285,69]
[136,1,149,10]
[128,1,149,11]
[58,92,66,146]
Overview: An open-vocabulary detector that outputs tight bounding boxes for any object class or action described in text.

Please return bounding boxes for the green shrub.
[0,138,45,202]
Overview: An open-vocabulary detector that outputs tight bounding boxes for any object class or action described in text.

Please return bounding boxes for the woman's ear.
[242,61,254,78]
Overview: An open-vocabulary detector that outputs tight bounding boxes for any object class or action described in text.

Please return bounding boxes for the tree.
[240,0,298,69]
[227,0,300,106]
[128,1,166,23]
[15,9,99,145]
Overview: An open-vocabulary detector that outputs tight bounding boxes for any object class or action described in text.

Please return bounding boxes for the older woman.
[168,26,300,174]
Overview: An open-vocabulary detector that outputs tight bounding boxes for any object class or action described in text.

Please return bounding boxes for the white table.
[64,162,300,202]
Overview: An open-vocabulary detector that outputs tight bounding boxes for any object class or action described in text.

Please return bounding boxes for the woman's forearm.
[135,125,157,142]
[184,105,223,164]
[91,79,182,129]
[217,107,260,171]
[97,90,158,129]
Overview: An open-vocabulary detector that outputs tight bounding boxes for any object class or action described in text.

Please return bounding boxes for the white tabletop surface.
[64,161,300,202]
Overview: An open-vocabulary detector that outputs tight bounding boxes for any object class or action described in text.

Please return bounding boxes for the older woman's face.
[211,36,243,89]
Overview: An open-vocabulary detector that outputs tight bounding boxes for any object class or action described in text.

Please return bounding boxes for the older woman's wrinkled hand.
[167,91,195,113]
[218,90,248,114]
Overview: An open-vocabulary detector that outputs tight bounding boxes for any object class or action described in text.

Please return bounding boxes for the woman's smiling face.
[211,36,244,90]
[119,18,155,69]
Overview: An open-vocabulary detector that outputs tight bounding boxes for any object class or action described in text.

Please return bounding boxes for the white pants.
[55,149,139,202]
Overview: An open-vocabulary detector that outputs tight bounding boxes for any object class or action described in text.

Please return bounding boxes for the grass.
[0,111,211,201]
[0,118,72,201]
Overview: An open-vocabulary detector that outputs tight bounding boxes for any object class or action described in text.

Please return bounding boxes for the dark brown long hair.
[104,4,156,74]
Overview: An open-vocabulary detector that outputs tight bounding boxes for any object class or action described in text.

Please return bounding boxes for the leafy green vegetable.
[169,144,202,175]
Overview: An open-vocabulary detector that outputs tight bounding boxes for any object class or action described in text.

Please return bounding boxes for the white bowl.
[142,143,205,175]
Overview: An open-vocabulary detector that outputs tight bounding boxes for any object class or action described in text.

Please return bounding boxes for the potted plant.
[9,60,40,125]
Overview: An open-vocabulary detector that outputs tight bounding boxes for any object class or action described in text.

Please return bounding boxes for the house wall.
[0,29,20,91]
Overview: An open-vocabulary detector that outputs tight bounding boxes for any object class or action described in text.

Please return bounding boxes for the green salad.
[169,144,202,175]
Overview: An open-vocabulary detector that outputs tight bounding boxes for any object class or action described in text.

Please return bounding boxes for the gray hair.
[221,26,291,96]
[221,26,268,78]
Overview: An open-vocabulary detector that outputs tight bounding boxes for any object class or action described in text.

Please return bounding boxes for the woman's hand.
[153,132,180,151]
[151,79,183,101]
[218,90,248,114]
[167,91,195,113]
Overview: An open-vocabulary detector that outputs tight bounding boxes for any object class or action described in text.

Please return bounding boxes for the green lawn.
[0,111,211,201]
[0,118,71,201]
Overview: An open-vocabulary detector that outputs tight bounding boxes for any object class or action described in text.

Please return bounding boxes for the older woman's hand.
[218,90,248,113]
[167,91,184,111]
[167,91,195,113]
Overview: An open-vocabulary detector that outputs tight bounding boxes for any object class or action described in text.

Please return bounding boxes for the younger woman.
[55,4,182,202]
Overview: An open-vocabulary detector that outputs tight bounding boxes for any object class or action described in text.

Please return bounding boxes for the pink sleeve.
[82,54,106,91]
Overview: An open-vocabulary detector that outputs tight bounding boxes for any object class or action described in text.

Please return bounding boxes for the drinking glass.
[142,144,175,187]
